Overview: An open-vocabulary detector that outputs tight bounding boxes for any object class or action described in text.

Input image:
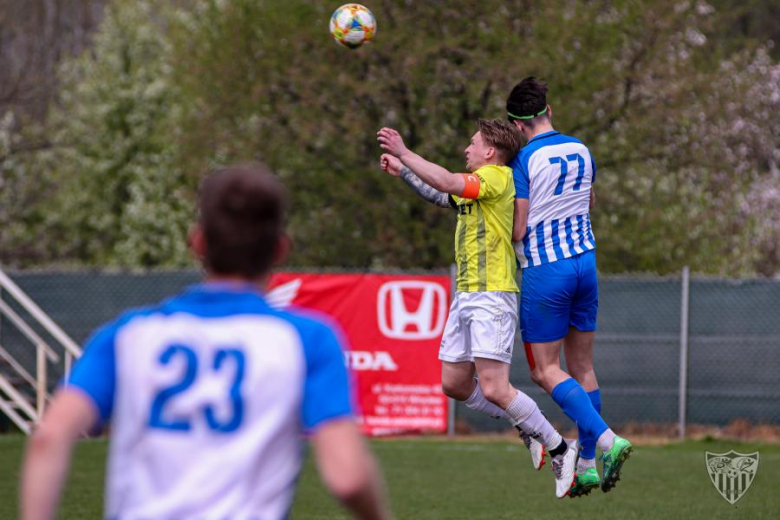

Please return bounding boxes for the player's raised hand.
[377,127,409,158]
[380,154,403,177]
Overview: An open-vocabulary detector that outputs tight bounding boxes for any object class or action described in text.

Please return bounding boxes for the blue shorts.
[520,250,598,343]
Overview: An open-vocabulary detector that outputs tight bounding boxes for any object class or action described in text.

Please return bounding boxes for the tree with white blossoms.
[593,23,780,275]
[40,0,192,267]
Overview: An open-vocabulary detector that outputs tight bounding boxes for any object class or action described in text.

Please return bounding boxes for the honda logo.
[377,281,447,340]
[345,351,399,371]
[266,278,301,309]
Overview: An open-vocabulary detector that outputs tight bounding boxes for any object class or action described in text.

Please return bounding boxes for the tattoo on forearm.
[399,167,453,208]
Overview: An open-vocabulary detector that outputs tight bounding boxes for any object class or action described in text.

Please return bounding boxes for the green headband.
[507,107,547,120]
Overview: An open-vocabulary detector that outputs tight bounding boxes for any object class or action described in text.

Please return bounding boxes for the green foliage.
[164,0,779,274]
[2,0,778,274]
[0,113,54,265]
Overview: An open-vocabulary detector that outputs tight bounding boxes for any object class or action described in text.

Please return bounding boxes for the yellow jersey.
[451,164,518,292]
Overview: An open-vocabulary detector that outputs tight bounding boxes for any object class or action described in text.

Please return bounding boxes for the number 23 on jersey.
[148,344,246,433]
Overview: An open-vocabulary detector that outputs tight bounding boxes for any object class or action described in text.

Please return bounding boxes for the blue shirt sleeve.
[591,155,597,184]
[511,154,530,199]
[66,321,117,422]
[300,321,353,430]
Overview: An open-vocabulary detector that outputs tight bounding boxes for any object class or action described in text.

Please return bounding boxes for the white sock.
[577,457,596,474]
[463,379,509,420]
[505,390,562,449]
[597,429,617,452]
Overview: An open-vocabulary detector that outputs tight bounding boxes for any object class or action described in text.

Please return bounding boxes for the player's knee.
[480,384,500,405]
[480,380,511,407]
[531,365,560,391]
[441,378,472,401]
[568,363,594,382]
[529,367,545,387]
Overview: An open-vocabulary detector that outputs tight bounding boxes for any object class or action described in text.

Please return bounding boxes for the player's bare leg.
[473,357,516,409]
[441,360,513,420]
[441,361,477,401]
[475,357,578,498]
[564,328,601,497]
[527,339,569,393]
[441,360,552,472]
[564,328,598,392]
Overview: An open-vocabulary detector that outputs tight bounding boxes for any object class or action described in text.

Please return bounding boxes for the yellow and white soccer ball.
[329,4,376,49]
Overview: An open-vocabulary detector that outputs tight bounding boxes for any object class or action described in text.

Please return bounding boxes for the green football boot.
[601,436,633,493]
[570,467,600,498]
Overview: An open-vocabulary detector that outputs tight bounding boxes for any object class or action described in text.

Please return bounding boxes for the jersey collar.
[184,282,270,305]
[528,131,560,144]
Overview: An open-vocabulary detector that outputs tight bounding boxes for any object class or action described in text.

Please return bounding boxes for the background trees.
[0,0,777,275]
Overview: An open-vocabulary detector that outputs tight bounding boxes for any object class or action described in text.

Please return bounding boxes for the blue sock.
[551,378,608,446]
[578,389,601,459]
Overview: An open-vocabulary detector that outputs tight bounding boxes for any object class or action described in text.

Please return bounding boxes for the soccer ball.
[329,4,376,49]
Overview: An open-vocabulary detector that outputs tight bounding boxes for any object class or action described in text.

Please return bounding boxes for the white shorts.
[438,291,518,365]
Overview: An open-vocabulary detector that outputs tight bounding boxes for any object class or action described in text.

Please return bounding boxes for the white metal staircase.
[0,268,82,434]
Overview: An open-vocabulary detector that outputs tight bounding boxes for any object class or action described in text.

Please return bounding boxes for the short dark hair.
[506,76,549,126]
[198,164,288,279]
[476,119,523,164]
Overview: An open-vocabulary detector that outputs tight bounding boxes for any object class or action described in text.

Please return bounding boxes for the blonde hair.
[477,119,523,165]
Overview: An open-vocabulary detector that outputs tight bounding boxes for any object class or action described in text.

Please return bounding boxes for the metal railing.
[0,268,82,433]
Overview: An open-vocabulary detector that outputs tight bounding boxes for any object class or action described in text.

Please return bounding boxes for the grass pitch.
[1,435,777,519]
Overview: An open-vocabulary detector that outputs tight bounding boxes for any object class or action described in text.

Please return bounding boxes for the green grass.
[1,435,778,519]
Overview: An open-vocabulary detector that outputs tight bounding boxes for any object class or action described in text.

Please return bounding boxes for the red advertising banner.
[267,273,450,436]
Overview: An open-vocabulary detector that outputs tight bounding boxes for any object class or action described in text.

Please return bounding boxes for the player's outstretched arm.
[312,418,392,520]
[399,166,454,208]
[20,390,98,520]
[380,154,452,209]
[377,128,466,196]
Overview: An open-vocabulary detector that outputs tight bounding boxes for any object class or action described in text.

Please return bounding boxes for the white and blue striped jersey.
[67,283,353,520]
[511,131,597,268]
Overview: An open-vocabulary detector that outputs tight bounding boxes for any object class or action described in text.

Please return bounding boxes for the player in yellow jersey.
[377,121,579,498]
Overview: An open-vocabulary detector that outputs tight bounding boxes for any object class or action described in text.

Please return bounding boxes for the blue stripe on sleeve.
[550,219,565,261]
[292,317,353,430]
[535,221,549,265]
[512,154,530,199]
[67,322,118,422]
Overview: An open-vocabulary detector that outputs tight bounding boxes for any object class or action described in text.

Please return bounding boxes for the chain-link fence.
[686,277,779,425]
[459,270,780,433]
[1,269,778,432]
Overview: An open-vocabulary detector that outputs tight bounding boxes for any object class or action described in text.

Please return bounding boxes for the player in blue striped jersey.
[21,165,390,520]
[507,77,633,496]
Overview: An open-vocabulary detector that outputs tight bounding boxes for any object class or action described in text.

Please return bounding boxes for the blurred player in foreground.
[378,121,578,499]
[20,165,390,520]
[507,77,633,497]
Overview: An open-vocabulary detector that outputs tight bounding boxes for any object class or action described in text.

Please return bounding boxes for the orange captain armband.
[457,173,481,199]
